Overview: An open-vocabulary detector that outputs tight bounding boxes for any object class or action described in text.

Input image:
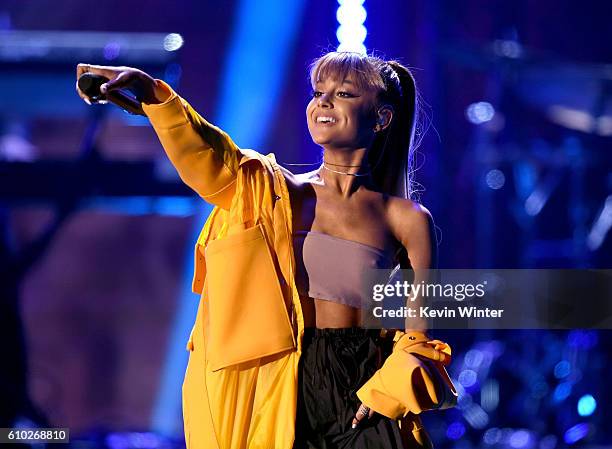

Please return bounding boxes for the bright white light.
[337,42,367,54]
[336,2,367,54]
[163,33,184,52]
[336,24,367,44]
[466,101,495,124]
[337,4,367,25]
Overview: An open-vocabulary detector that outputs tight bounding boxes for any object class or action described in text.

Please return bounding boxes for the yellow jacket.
[142,81,457,449]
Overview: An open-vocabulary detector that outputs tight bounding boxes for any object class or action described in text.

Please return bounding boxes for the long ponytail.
[368,60,419,199]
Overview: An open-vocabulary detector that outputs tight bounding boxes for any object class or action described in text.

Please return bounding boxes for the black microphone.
[78,73,145,116]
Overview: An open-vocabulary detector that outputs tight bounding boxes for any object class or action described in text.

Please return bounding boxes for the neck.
[317,147,375,197]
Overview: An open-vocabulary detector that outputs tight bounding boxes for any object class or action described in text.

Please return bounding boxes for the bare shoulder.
[386,196,434,237]
[386,196,437,269]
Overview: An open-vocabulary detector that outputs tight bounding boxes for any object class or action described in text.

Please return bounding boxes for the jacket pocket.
[204,223,296,371]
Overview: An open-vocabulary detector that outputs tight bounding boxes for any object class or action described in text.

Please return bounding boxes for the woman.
[76,51,456,449]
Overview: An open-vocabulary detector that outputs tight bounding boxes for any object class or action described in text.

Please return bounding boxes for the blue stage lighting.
[103,42,121,60]
[464,349,484,368]
[485,169,505,190]
[459,369,478,388]
[577,394,597,417]
[446,422,466,440]
[509,430,532,449]
[466,101,495,124]
[483,428,501,445]
[554,360,571,379]
[567,330,598,349]
[563,423,590,445]
[464,404,489,429]
[553,382,572,403]
[481,379,500,411]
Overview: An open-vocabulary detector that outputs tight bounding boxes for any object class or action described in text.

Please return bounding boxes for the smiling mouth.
[316,116,337,124]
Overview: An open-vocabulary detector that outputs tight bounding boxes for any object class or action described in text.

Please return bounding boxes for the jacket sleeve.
[142,80,242,209]
[356,331,458,419]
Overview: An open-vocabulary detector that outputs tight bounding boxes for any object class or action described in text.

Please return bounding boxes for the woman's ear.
[374,105,394,132]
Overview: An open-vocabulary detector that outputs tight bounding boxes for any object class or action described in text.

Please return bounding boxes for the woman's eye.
[311,91,323,98]
[337,91,354,98]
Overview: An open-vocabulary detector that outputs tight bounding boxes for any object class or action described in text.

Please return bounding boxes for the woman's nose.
[318,93,332,107]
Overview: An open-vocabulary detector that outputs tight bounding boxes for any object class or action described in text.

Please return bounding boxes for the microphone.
[78,73,145,116]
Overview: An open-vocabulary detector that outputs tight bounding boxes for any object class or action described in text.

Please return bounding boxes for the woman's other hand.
[351,402,376,429]
[75,63,170,105]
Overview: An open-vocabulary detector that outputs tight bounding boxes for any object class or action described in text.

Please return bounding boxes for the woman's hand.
[75,63,170,105]
[351,403,375,429]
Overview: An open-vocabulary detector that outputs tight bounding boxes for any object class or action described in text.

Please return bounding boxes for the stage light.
[457,388,473,411]
[554,360,571,379]
[336,4,367,25]
[483,428,501,445]
[587,195,612,250]
[553,382,572,403]
[163,33,184,51]
[577,394,597,417]
[485,169,505,190]
[336,24,367,46]
[338,41,367,54]
[459,369,478,388]
[464,349,484,368]
[336,1,367,54]
[509,430,533,449]
[446,422,466,440]
[466,101,495,124]
[563,423,590,445]
[103,42,121,60]
[481,379,500,411]
[493,39,523,58]
[464,404,489,429]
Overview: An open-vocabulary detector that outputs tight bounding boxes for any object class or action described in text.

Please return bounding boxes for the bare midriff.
[300,294,361,328]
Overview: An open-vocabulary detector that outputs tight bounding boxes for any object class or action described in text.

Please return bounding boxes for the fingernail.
[85,98,91,105]
[100,84,108,93]
[351,423,357,429]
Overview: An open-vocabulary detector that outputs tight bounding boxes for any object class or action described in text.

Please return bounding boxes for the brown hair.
[309,51,426,199]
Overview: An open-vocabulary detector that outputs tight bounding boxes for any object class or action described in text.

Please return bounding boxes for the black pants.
[294,327,408,449]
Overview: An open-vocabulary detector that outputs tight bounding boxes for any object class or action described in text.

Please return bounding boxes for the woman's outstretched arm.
[75,64,242,209]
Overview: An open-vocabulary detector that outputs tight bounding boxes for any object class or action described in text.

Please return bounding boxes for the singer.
[76,51,456,449]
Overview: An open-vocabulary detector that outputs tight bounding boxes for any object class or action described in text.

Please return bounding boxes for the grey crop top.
[292,230,398,308]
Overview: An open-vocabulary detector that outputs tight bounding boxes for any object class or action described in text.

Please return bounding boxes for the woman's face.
[306,74,378,150]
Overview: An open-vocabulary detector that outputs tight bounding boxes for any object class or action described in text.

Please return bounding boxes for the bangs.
[309,52,385,93]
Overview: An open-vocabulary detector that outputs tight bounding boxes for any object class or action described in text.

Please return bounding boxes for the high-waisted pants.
[293,327,409,449]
